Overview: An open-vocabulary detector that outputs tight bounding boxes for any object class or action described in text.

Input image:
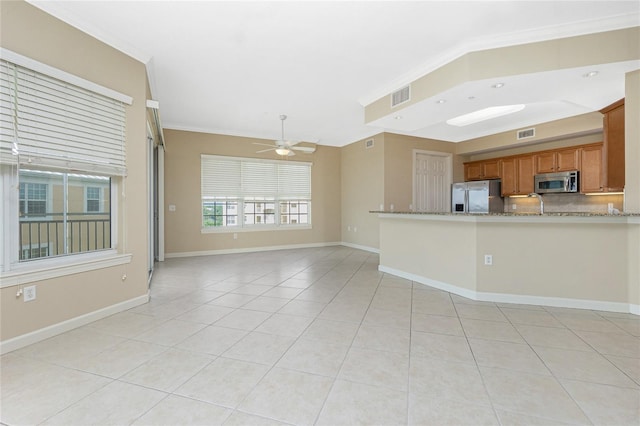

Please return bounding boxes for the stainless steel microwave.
[534,171,578,194]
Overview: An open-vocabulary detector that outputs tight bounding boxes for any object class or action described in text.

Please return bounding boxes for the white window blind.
[0,59,126,175]
[278,162,312,199]
[201,155,311,199]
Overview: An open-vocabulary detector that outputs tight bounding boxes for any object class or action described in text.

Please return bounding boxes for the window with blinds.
[0,59,126,175]
[0,54,127,268]
[201,154,311,229]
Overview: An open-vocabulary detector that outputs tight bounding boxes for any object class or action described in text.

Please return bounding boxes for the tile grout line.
[310,254,384,425]
[450,296,503,426]
[496,304,597,426]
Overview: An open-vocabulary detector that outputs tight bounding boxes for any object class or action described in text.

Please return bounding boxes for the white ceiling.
[28,1,640,147]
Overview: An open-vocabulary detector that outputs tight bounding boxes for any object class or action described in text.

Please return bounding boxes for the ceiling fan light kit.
[253,115,317,157]
[275,147,292,156]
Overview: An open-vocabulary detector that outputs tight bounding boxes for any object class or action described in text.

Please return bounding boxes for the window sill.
[201,225,312,234]
[0,251,132,288]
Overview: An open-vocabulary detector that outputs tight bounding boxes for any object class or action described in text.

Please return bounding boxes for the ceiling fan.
[254,115,316,156]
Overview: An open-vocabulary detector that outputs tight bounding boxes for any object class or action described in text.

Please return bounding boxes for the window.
[86,186,101,213]
[0,55,127,271]
[21,244,50,260]
[201,155,311,230]
[203,200,238,227]
[244,199,276,225]
[280,200,309,225]
[20,182,48,217]
[15,169,112,261]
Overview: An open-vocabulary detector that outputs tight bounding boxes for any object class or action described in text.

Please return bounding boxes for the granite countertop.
[371,211,640,217]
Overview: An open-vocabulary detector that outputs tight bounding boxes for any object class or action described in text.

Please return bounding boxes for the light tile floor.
[2,247,639,425]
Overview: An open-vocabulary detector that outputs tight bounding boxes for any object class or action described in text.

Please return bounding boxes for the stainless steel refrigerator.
[451,180,503,214]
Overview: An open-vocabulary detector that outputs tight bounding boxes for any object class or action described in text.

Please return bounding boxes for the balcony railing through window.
[19,212,111,260]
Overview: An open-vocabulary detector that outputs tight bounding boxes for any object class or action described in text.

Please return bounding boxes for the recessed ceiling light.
[583,71,599,78]
[436,99,446,104]
[492,83,505,89]
[446,104,525,127]
[394,115,402,120]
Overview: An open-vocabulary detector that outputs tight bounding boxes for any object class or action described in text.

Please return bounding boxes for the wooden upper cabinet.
[464,159,501,181]
[556,148,580,171]
[465,162,484,181]
[517,155,535,194]
[500,155,534,196]
[534,151,556,173]
[580,143,604,193]
[534,147,580,173]
[500,157,517,196]
[601,99,625,192]
[482,159,501,179]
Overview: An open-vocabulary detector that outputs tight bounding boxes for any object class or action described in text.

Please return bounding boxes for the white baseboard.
[165,242,342,258]
[0,292,150,355]
[379,265,638,315]
[340,242,379,254]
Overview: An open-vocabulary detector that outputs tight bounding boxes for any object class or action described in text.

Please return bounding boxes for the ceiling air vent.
[391,85,410,107]
[517,127,535,140]
[365,139,374,149]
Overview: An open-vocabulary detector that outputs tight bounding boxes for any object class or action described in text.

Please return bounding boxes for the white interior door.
[414,151,452,212]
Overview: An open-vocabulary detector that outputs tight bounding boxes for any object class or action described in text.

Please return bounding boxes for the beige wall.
[625,70,640,310]
[163,129,341,255]
[380,215,638,310]
[1,1,149,342]
[365,27,639,123]
[475,222,628,302]
[341,132,459,250]
[340,135,385,250]
[459,114,603,160]
[383,133,456,211]
[625,70,640,213]
[380,218,478,290]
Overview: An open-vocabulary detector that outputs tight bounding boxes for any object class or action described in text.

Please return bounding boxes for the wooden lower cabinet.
[501,155,534,196]
[580,144,604,193]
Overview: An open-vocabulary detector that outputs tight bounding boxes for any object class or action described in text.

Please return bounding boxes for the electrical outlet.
[512,204,517,210]
[23,285,36,302]
[233,233,238,240]
[484,255,493,266]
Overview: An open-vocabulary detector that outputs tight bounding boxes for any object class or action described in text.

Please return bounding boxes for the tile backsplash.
[505,193,624,214]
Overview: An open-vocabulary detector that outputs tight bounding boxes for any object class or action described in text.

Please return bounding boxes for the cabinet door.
[500,158,517,196]
[464,162,484,181]
[580,145,604,193]
[482,159,501,179]
[516,155,535,194]
[535,152,556,173]
[604,103,625,191]
[556,148,580,172]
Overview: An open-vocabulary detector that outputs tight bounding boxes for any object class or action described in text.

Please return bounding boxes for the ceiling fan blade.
[256,148,276,153]
[290,146,316,153]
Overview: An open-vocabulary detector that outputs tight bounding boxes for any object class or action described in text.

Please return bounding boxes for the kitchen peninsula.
[376,212,640,315]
